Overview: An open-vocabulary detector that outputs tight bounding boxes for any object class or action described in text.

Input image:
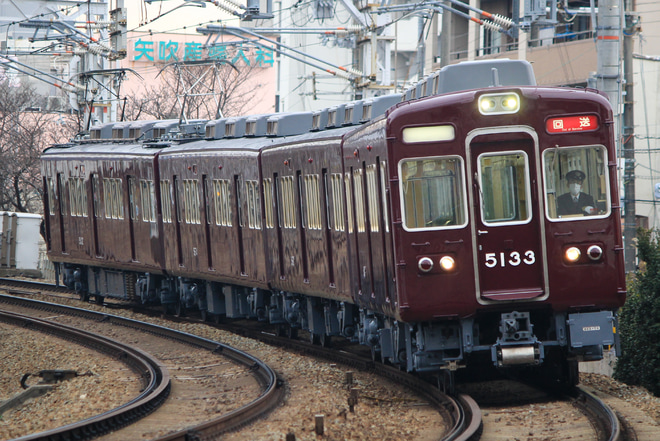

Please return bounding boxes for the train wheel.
[94,295,104,305]
[370,346,381,363]
[287,327,298,339]
[79,292,89,302]
[175,302,185,317]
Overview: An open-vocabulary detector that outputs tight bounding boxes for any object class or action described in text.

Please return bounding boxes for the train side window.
[278,176,296,229]
[303,175,322,230]
[543,145,610,220]
[399,156,467,230]
[478,152,530,225]
[160,180,172,223]
[246,180,262,229]
[104,178,124,220]
[213,179,232,227]
[366,165,379,233]
[331,173,345,232]
[140,180,156,222]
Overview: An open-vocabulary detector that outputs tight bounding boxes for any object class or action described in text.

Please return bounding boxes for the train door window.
[478,151,530,225]
[128,177,138,221]
[331,173,345,232]
[366,165,379,233]
[160,180,172,223]
[58,174,68,216]
[47,177,56,215]
[92,174,101,218]
[213,179,232,227]
[236,177,245,228]
[303,175,322,230]
[279,176,296,229]
[380,161,390,233]
[263,178,275,229]
[543,145,610,220]
[141,180,156,222]
[344,172,354,233]
[353,169,366,233]
[246,180,262,229]
[203,176,212,225]
[399,156,466,230]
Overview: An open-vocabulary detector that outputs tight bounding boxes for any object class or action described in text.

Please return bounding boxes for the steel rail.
[0,309,171,441]
[576,386,621,441]
[0,293,284,441]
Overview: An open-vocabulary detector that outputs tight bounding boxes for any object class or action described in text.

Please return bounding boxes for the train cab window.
[543,145,610,220]
[399,156,467,230]
[478,152,530,225]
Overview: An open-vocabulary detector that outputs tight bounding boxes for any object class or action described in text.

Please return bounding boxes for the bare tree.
[121,58,266,122]
[0,82,77,214]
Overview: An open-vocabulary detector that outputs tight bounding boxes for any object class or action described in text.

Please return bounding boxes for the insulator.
[217,0,246,11]
[481,20,501,33]
[213,0,241,16]
[490,13,515,29]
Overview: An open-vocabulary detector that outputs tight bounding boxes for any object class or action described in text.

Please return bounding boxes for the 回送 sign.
[546,115,599,133]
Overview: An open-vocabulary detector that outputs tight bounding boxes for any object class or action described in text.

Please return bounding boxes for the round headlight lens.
[418,257,434,273]
[587,245,603,261]
[565,247,581,263]
[439,256,455,271]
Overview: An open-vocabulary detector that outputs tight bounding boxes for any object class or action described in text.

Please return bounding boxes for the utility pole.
[623,8,637,272]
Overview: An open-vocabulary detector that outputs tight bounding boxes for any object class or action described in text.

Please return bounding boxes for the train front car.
[378,85,626,383]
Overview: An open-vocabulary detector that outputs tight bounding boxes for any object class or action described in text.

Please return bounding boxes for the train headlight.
[587,245,603,261]
[564,247,581,263]
[418,257,434,273]
[439,256,455,272]
[478,92,520,115]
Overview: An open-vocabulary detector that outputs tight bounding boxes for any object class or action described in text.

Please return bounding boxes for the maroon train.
[41,60,626,384]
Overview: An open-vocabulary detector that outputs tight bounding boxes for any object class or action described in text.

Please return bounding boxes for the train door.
[127,176,138,261]
[467,127,548,303]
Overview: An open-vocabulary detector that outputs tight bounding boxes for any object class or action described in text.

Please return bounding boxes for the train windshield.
[477,151,531,225]
[399,156,467,230]
[543,145,610,220]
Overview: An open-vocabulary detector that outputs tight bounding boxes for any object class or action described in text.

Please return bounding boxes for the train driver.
[556,170,596,216]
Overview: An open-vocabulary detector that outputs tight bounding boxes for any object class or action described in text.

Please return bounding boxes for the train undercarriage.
[62,263,619,387]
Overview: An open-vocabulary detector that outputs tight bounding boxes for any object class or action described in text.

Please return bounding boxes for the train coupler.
[492,311,544,367]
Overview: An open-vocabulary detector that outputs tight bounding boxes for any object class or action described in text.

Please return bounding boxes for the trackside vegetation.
[614,228,660,396]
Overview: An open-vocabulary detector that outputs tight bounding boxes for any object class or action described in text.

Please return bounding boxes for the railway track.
[0,291,284,441]
[0,308,170,441]
[0,278,479,440]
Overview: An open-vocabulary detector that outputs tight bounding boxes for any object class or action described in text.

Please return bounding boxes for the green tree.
[614,228,660,396]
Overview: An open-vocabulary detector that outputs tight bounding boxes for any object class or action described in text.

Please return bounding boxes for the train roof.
[53,59,537,154]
